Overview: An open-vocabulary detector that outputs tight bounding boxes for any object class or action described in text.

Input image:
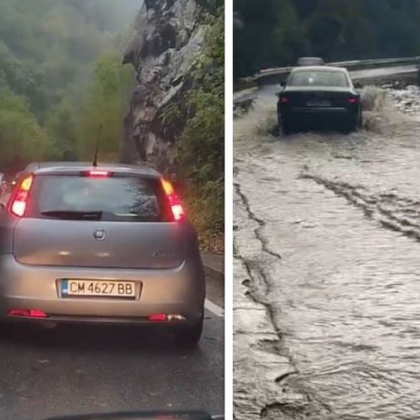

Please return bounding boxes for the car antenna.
[92,125,102,167]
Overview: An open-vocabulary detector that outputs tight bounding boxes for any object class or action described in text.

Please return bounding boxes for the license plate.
[61,279,137,299]
[307,100,331,107]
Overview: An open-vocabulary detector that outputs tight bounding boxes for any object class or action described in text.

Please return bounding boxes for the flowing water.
[234,84,420,419]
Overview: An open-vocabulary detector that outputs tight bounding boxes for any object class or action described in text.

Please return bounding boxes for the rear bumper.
[280,105,360,123]
[0,255,205,325]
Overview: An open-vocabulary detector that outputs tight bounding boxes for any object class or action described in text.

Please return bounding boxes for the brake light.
[280,96,289,104]
[86,170,110,177]
[10,175,33,217]
[161,178,185,221]
[348,97,359,104]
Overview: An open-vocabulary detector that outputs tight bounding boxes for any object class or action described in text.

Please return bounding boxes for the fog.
[0,0,147,173]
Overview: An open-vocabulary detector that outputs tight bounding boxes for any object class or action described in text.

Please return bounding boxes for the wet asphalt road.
[0,291,224,420]
[234,85,420,419]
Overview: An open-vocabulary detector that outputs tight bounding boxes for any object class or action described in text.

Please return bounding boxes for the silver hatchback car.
[0,163,205,347]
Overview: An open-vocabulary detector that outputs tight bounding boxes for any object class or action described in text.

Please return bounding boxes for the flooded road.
[234,85,420,419]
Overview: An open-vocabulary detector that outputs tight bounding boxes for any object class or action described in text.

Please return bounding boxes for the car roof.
[291,65,348,73]
[22,162,161,178]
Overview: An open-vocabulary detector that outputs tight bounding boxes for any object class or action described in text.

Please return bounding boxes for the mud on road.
[234,86,420,420]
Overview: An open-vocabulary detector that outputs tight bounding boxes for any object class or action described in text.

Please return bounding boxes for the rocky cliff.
[121,0,216,176]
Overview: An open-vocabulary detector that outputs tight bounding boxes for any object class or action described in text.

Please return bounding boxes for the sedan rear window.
[27,175,171,222]
[297,58,324,66]
[289,70,349,87]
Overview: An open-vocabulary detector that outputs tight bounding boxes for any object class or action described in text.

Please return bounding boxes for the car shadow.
[0,323,204,356]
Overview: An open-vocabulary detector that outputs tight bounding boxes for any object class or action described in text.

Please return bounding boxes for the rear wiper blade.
[41,210,103,220]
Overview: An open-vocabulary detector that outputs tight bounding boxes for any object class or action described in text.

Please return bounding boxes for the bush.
[0,88,49,173]
[177,8,224,251]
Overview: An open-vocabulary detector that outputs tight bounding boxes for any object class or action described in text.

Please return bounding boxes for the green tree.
[0,0,138,121]
[77,54,134,162]
[46,101,79,161]
[0,88,49,173]
[234,0,420,78]
[0,0,139,172]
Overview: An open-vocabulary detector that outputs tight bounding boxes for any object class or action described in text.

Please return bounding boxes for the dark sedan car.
[277,66,363,134]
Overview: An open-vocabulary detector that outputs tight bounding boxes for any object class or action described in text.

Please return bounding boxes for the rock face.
[122,0,212,175]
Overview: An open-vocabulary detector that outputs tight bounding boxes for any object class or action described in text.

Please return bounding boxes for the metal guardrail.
[241,56,420,85]
[329,56,420,68]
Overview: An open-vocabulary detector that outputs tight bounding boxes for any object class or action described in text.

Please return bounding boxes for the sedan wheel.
[344,116,359,133]
[281,117,293,135]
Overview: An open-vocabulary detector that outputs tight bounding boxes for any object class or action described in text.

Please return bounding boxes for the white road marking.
[205,299,224,318]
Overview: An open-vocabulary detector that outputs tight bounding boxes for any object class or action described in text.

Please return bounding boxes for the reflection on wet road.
[0,309,224,420]
[234,86,420,419]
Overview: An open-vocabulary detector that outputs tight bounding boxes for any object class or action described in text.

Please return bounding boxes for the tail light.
[348,97,359,104]
[161,178,185,221]
[7,309,47,318]
[147,313,185,322]
[148,313,167,322]
[280,96,289,104]
[10,175,33,217]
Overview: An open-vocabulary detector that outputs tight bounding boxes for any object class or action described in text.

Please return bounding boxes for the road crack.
[234,182,282,261]
[234,173,331,419]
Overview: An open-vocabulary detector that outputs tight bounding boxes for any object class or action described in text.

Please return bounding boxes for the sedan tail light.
[348,97,359,104]
[280,96,289,104]
[10,175,33,217]
[161,179,185,222]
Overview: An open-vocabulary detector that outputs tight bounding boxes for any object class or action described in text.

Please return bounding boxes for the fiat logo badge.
[93,228,106,241]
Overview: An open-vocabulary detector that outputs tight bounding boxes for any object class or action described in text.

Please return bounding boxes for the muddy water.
[234,87,420,419]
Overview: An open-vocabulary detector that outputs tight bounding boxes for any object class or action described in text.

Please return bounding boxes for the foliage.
[234,0,420,78]
[0,0,135,120]
[0,0,139,174]
[0,88,49,173]
[177,7,224,249]
[46,100,78,161]
[77,54,134,163]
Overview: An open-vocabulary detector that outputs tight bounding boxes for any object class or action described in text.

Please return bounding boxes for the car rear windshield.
[289,70,349,87]
[26,175,172,222]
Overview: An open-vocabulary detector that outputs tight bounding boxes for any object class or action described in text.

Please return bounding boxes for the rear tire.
[344,117,358,133]
[358,112,363,129]
[174,316,203,349]
[281,117,293,135]
[0,321,14,339]
[0,322,7,338]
